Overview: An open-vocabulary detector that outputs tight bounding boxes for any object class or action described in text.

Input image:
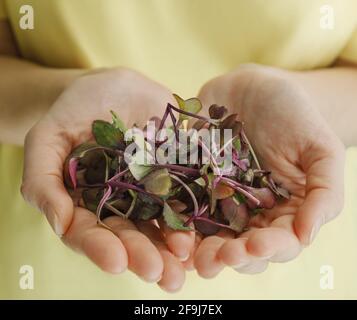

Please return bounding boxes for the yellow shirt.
[0,0,357,299]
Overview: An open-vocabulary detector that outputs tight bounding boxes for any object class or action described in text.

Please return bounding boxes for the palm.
[194,67,345,277]
[240,80,318,228]
[22,68,194,292]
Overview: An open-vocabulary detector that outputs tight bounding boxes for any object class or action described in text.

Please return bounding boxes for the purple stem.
[194,216,233,230]
[154,163,200,175]
[108,180,164,205]
[158,105,171,132]
[170,174,199,217]
[108,167,129,183]
[69,158,79,189]
[184,203,208,226]
[198,139,220,176]
[96,185,112,225]
[220,177,260,206]
[167,103,217,124]
[168,170,188,179]
[216,135,239,156]
[168,107,179,141]
[241,129,261,170]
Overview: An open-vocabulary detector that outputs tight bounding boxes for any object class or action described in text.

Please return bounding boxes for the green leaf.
[233,138,241,152]
[128,162,152,180]
[163,202,192,231]
[141,169,172,196]
[213,182,235,200]
[242,168,254,184]
[92,120,124,148]
[110,110,127,133]
[250,208,264,217]
[69,142,101,158]
[194,177,206,187]
[199,163,210,176]
[233,192,246,204]
[173,94,202,121]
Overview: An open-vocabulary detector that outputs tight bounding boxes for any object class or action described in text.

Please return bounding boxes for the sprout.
[64,96,290,235]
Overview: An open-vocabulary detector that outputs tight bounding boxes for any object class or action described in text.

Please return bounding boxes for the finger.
[217,237,250,268]
[158,216,195,262]
[217,237,269,274]
[104,216,164,283]
[21,120,74,236]
[294,143,345,245]
[182,233,203,271]
[193,230,234,278]
[234,259,269,274]
[62,207,128,274]
[246,215,302,262]
[138,222,185,293]
[219,215,301,266]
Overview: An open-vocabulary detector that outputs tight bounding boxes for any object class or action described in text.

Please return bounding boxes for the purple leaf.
[245,187,276,209]
[69,158,79,189]
[233,149,248,171]
[194,212,221,236]
[209,104,227,119]
[219,177,261,206]
[219,197,249,233]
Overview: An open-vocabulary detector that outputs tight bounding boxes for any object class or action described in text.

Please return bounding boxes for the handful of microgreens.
[64,95,289,236]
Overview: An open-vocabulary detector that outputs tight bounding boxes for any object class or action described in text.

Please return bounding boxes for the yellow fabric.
[1,0,357,299]
[0,0,6,19]
[340,28,357,63]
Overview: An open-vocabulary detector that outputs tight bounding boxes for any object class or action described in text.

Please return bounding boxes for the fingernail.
[178,253,190,262]
[232,261,249,270]
[142,273,162,283]
[45,209,63,236]
[309,222,321,245]
[155,274,163,283]
[257,254,274,260]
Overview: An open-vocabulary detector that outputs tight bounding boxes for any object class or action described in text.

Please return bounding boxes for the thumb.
[294,139,345,245]
[21,120,74,236]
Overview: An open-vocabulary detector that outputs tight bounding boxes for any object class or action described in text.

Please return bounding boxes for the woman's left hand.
[194,64,345,277]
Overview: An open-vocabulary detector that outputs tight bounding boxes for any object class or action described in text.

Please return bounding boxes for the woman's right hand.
[21,68,195,292]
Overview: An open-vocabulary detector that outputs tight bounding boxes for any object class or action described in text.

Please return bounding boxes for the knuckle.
[24,123,47,148]
[20,180,31,201]
[107,67,140,81]
[24,126,38,146]
[20,179,46,213]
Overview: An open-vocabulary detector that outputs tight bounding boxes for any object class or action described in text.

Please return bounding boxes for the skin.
[195,64,352,277]
[1,16,356,289]
[1,18,193,292]
[20,68,195,292]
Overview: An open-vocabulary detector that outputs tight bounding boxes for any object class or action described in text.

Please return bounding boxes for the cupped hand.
[194,64,345,277]
[21,68,195,292]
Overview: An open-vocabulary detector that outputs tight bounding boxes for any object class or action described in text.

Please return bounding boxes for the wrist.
[48,68,87,103]
[226,64,290,115]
